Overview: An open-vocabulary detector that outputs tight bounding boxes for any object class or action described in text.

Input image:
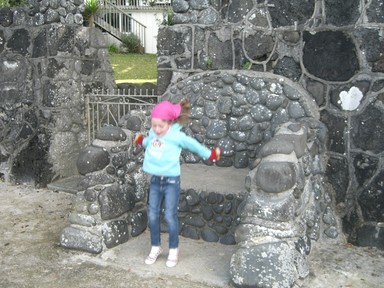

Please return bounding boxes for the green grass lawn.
[109,53,157,84]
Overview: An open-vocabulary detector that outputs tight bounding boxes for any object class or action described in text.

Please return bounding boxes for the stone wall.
[157,0,384,250]
[60,72,328,262]
[1,1,381,286]
[60,124,247,252]
[0,0,383,279]
[162,70,330,287]
[0,1,115,186]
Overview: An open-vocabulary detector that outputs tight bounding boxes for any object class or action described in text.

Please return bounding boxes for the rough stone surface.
[255,162,297,193]
[1,1,384,288]
[268,0,315,27]
[351,102,384,153]
[358,170,384,222]
[96,126,127,141]
[156,3,384,263]
[303,31,359,81]
[130,210,148,237]
[111,70,327,288]
[0,3,115,186]
[60,226,102,254]
[102,220,129,249]
[325,0,360,26]
[163,71,319,171]
[98,184,135,220]
[76,146,110,175]
[230,242,296,288]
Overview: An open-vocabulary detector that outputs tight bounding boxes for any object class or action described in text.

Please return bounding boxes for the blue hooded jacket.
[142,123,211,177]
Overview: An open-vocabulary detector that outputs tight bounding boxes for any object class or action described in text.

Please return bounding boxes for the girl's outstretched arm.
[180,134,221,161]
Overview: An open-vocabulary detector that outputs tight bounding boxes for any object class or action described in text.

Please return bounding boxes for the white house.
[97,0,171,54]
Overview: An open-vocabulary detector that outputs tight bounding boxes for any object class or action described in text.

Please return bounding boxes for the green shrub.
[1,0,27,7]
[121,33,143,54]
[162,9,174,26]
[108,43,119,53]
[83,0,101,27]
[242,61,252,70]
[207,56,213,70]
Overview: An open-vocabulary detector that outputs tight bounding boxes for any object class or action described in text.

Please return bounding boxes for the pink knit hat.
[151,101,181,121]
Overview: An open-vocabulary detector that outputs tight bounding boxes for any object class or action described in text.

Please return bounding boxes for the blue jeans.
[148,175,180,249]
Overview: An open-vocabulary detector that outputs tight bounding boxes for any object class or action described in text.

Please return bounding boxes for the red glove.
[208,147,222,162]
[134,133,144,145]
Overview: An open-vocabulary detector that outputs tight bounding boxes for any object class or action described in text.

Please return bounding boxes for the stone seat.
[60,70,329,288]
[175,163,249,245]
[180,163,248,194]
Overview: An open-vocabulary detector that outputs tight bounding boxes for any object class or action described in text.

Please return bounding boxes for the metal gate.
[85,88,158,143]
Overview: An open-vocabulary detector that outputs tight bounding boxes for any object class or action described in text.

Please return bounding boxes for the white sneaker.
[166,248,178,268]
[145,246,163,265]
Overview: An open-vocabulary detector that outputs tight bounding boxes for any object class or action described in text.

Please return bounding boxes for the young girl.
[134,99,221,267]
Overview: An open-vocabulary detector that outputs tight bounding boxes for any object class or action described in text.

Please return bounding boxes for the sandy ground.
[1,181,384,288]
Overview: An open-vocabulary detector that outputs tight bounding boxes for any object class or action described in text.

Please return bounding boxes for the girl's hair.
[176,98,191,125]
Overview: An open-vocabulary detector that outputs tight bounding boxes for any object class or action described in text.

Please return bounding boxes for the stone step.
[47,175,85,194]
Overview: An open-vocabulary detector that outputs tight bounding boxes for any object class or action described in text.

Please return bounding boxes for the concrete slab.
[91,231,237,287]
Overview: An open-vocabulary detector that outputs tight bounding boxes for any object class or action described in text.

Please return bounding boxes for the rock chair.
[162,71,336,288]
[61,71,338,287]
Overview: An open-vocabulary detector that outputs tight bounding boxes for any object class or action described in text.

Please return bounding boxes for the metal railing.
[85,88,159,143]
[111,0,171,10]
[96,1,147,49]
